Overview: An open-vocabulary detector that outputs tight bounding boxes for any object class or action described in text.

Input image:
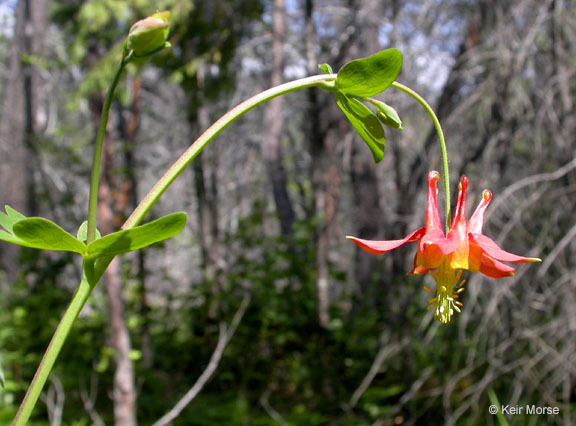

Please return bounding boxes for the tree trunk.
[193,62,222,319]
[263,0,295,236]
[116,75,154,368]
[347,0,385,303]
[104,259,137,426]
[399,0,494,218]
[0,0,46,278]
[97,134,138,426]
[305,0,334,328]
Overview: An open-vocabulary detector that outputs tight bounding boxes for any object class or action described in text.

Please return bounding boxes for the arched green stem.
[12,73,336,425]
[391,81,451,231]
[95,74,337,279]
[122,73,337,230]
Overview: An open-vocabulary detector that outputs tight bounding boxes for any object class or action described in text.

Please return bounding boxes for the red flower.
[347,171,540,322]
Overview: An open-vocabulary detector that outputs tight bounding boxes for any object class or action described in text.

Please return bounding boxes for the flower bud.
[369,99,403,129]
[125,11,170,59]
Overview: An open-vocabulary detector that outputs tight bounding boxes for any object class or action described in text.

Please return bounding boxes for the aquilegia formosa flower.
[347,171,540,323]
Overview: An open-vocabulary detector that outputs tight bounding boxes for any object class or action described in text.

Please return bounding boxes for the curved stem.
[13,73,336,424]
[391,81,451,231]
[92,74,336,280]
[12,277,94,426]
[86,55,131,244]
[122,73,336,230]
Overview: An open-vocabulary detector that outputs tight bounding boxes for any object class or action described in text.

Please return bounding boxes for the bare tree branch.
[348,336,409,408]
[40,376,64,426]
[152,295,251,426]
[259,386,289,426]
[79,372,105,426]
[538,222,576,277]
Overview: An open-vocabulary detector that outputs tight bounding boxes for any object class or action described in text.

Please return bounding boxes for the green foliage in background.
[0,204,492,424]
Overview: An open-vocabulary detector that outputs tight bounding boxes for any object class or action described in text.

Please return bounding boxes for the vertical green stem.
[13,54,133,425]
[86,54,131,244]
[391,81,451,231]
[12,277,94,426]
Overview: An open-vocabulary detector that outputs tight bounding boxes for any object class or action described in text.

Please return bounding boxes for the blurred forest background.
[0,0,575,425]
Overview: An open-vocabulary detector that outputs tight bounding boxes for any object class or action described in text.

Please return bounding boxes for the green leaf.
[336,94,385,163]
[0,212,13,233]
[86,212,187,259]
[318,63,333,74]
[0,229,25,246]
[5,205,26,222]
[336,49,402,97]
[0,205,26,233]
[0,206,33,247]
[12,218,87,254]
[76,220,101,242]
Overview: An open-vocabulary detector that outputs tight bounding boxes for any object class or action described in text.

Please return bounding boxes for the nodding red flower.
[347,171,540,323]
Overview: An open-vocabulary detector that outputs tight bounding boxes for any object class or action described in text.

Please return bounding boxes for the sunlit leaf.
[336,94,385,163]
[0,229,24,246]
[0,205,26,233]
[0,212,13,233]
[336,49,402,97]
[5,205,26,222]
[0,206,32,247]
[86,212,187,258]
[12,218,87,254]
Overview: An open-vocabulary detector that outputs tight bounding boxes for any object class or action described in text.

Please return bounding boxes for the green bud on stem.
[368,99,403,129]
[124,11,171,59]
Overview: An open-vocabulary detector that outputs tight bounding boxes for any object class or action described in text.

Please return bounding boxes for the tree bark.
[399,0,494,216]
[347,0,385,301]
[263,0,295,236]
[305,0,336,328]
[97,134,138,426]
[193,62,222,319]
[116,75,154,368]
[0,0,46,278]
[104,259,137,426]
